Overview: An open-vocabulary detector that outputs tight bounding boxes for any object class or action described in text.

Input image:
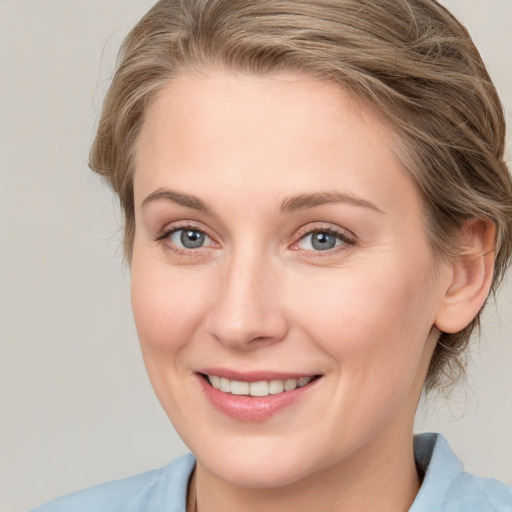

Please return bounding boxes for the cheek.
[129,253,216,423]
[294,262,437,373]
[292,263,438,438]
[130,253,212,358]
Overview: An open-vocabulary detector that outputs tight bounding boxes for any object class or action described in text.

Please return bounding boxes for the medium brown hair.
[89,0,512,390]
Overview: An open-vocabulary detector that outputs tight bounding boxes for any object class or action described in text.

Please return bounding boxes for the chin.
[187,431,331,489]
[203,453,313,488]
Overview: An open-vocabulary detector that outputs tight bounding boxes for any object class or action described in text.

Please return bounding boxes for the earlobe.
[434,219,495,334]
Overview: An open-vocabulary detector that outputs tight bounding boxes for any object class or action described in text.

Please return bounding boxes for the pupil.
[181,230,205,249]
[312,232,335,251]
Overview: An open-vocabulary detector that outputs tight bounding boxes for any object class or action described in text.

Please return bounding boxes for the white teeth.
[284,378,297,391]
[268,379,285,394]
[280,378,297,392]
[249,381,269,397]
[230,380,250,395]
[207,375,315,396]
[219,377,231,393]
[209,375,221,389]
[297,376,312,387]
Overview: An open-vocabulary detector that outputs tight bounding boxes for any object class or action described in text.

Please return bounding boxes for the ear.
[434,219,495,334]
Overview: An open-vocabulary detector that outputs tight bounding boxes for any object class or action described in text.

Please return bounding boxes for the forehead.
[134,69,420,222]
[139,70,391,151]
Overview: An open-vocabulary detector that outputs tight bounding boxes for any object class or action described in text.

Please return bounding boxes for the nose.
[206,250,289,350]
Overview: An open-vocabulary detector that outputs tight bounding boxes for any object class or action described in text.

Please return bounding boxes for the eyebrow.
[141,188,384,215]
[280,192,384,214]
[141,188,211,211]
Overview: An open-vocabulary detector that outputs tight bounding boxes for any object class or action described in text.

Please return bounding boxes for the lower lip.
[197,375,320,421]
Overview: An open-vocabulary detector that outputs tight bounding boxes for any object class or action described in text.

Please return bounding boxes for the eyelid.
[155,220,212,239]
[290,223,357,251]
[154,221,220,251]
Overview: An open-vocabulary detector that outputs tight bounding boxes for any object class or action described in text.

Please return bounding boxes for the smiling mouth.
[201,374,321,397]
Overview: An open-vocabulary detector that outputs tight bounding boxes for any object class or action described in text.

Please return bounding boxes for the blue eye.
[169,228,211,249]
[296,229,353,252]
[309,231,338,251]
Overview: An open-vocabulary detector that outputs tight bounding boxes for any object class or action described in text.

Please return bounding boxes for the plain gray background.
[1,1,511,511]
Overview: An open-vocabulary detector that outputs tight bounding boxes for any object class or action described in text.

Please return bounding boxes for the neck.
[192,428,420,512]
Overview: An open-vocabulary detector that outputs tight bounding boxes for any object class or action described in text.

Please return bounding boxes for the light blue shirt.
[31,433,512,511]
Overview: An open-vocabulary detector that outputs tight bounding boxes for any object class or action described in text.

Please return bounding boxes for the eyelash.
[155,223,217,256]
[154,223,356,256]
[290,225,356,255]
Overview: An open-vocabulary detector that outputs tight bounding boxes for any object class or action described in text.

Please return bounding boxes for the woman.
[31,0,512,510]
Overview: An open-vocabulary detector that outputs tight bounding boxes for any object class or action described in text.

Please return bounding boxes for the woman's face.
[131,70,451,487]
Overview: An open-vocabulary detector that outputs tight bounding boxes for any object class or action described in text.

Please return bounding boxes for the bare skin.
[131,70,493,512]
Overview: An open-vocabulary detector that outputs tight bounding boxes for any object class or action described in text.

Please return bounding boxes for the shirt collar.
[410,432,464,511]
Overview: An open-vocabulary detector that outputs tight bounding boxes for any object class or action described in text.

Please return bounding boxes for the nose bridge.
[208,243,287,348]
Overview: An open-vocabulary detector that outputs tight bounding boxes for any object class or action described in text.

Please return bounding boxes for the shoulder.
[411,433,512,512]
[29,453,195,512]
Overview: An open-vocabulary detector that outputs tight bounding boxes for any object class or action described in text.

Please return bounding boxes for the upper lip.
[196,368,321,382]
